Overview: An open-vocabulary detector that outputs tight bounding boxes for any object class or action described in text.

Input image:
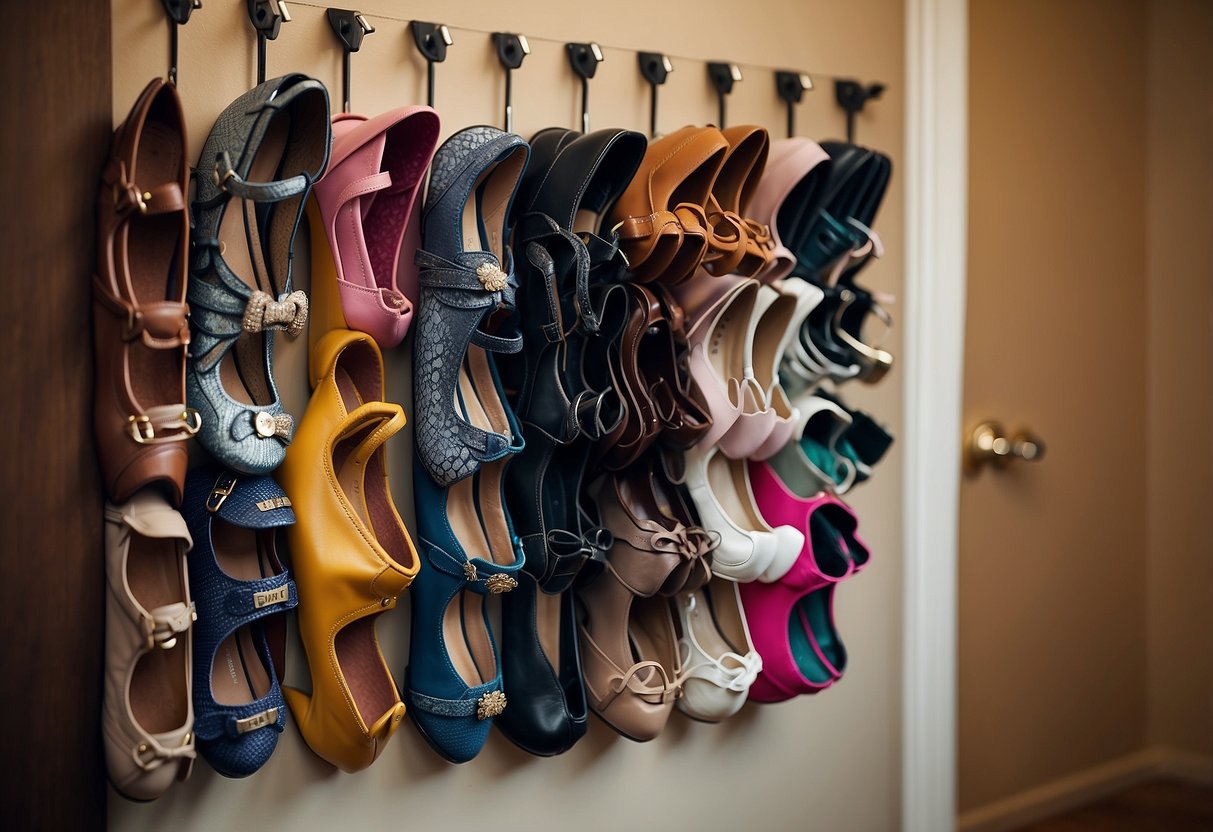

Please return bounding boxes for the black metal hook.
[638,52,673,138]
[834,79,886,143]
[411,22,452,109]
[775,70,813,139]
[707,62,741,129]
[492,32,530,133]
[566,42,604,132]
[326,8,375,114]
[247,0,290,85]
[159,0,201,85]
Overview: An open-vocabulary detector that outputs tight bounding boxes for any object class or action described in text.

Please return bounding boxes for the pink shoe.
[747,138,831,283]
[749,284,801,460]
[670,274,762,456]
[312,107,440,348]
[741,460,869,701]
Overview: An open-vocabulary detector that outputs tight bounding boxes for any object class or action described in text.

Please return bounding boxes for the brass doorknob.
[965,421,1046,474]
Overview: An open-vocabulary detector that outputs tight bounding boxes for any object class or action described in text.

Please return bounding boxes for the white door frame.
[902,0,968,829]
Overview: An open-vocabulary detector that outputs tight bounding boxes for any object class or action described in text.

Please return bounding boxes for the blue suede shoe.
[182,467,298,777]
[406,461,525,763]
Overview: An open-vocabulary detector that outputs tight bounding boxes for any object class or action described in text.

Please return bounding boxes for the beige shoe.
[102,491,196,801]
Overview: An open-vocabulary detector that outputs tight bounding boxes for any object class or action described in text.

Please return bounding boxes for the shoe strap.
[129,730,196,774]
[101,158,185,222]
[194,699,286,741]
[136,601,195,651]
[598,660,678,709]
[422,538,523,597]
[206,151,312,205]
[406,680,507,720]
[92,276,190,349]
[516,212,598,333]
[677,639,763,692]
[530,526,613,594]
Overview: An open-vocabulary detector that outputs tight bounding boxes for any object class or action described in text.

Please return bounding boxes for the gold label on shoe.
[234,707,279,734]
[476,690,507,720]
[255,496,292,511]
[463,562,478,582]
[253,585,290,609]
[475,262,508,292]
[485,574,517,594]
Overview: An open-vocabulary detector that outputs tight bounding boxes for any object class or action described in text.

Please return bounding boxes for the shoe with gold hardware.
[102,490,196,801]
[94,78,198,506]
[187,74,331,475]
[182,467,297,777]
[278,328,419,773]
[405,454,525,763]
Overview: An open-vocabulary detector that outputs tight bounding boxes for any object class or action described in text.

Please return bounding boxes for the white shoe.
[675,579,762,722]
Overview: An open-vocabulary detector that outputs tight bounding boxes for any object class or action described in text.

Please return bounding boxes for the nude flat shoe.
[102,491,196,801]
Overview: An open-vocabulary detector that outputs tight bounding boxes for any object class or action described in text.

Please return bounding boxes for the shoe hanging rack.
[159,0,886,142]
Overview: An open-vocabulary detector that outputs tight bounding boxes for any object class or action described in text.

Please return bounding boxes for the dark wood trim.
[0,1,113,829]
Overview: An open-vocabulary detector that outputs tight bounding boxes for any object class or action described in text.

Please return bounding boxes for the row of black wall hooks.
[158,0,887,141]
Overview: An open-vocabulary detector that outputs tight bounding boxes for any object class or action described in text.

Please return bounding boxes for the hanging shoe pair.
[495,126,647,756]
[742,464,870,700]
[609,125,775,284]
[407,126,530,764]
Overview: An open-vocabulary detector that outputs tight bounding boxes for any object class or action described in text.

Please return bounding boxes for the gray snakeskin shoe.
[413,126,529,485]
[187,74,330,474]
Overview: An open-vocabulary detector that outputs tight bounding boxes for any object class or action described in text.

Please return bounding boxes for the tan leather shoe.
[608,126,728,285]
[102,491,196,801]
[93,78,197,505]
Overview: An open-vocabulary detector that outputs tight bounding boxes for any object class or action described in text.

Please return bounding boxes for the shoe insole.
[209,521,275,708]
[461,148,526,261]
[707,287,755,389]
[443,590,495,688]
[702,579,750,655]
[628,597,680,687]
[333,615,399,730]
[360,121,430,289]
[126,532,189,734]
[753,294,796,390]
[789,587,844,684]
[124,112,185,413]
[217,113,291,408]
[706,452,766,531]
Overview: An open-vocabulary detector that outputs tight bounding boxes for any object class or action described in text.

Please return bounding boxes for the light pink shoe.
[312,106,440,348]
[748,138,831,283]
[748,283,801,460]
[742,460,869,702]
[669,274,762,457]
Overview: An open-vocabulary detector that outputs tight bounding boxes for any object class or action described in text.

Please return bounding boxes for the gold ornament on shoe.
[253,410,293,440]
[243,289,309,337]
[476,690,507,720]
[463,562,478,582]
[485,573,517,594]
[475,262,508,292]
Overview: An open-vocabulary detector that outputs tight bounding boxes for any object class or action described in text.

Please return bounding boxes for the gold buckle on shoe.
[206,472,238,513]
[128,415,155,443]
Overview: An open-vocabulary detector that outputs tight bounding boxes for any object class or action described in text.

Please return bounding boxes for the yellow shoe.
[278,326,418,772]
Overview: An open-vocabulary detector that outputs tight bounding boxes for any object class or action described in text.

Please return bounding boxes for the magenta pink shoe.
[312,106,440,348]
[748,138,831,283]
[741,460,869,701]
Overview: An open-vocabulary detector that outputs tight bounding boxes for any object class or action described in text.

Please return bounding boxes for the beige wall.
[962,0,1150,812]
[1145,0,1213,757]
[108,2,906,831]
[963,0,1213,816]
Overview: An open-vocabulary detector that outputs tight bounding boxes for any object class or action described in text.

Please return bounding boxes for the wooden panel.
[0,1,112,829]
[1014,780,1213,832]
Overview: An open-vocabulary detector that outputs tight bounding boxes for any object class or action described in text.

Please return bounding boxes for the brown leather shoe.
[607,126,728,285]
[93,79,197,505]
[702,126,775,278]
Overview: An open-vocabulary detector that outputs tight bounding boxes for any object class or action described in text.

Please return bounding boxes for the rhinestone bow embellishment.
[243,290,309,337]
[475,262,509,292]
[253,411,293,441]
[476,690,507,720]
